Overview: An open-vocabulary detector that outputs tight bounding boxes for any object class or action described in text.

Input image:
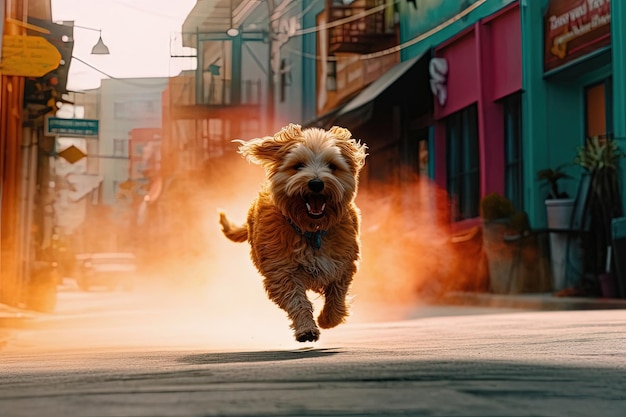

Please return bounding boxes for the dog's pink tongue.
[306,195,326,214]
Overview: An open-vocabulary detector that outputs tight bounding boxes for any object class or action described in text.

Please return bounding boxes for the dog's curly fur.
[219,123,367,342]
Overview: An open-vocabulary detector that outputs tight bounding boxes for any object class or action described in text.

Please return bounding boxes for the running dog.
[219,123,367,342]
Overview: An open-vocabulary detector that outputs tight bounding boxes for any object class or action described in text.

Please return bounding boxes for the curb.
[440,291,626,311]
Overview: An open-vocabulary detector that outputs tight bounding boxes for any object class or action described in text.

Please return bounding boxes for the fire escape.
[327,0,397,54]
[164,0,265,176]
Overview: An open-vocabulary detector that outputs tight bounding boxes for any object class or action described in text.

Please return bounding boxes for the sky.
[52,0,198,91]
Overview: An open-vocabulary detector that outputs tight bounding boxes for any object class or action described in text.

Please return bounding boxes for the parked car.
[75,252,137,291]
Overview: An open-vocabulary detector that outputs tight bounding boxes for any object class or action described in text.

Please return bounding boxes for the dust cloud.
[11,155,485,352]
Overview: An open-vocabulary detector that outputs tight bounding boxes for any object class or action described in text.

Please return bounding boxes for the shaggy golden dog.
[219,123,367,342]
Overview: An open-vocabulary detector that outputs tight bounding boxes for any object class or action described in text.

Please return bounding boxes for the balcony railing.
[170,74,262,107]
[328,1,396,54]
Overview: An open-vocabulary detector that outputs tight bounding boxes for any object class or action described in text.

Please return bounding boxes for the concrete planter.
[482,219,551,295]
[482,219,516,294]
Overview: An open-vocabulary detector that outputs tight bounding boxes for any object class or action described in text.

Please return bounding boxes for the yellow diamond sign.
[57,145,86,164]
[0,35,61,77]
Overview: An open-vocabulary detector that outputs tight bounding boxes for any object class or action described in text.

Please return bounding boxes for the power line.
[220,0,488,61]
[284,0,489,61]
[69,0,490,88]
[294,2,388,36]
[71,55,115,79]
[70,55,176,88]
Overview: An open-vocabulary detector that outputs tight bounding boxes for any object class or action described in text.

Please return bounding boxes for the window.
[418,138,429,177]
[326,60,337,92]
[446,105,480,221]
[502,93,523,211]
[113,139,127,157]
[114,100,158,120]
[133,143,145,156]
[585,78,613,139]
[280,59,291,103]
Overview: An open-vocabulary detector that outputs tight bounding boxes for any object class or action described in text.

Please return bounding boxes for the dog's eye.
[328,163,338,171]
[293,163,304,171]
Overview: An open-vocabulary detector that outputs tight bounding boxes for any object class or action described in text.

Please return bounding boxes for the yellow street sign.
[58,145,87,164]
[0,35,61,77]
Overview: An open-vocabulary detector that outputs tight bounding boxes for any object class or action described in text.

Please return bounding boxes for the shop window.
[418,138,429,177]
[585,78,613,139]
[446,104,480,221]
[502,93,523,211]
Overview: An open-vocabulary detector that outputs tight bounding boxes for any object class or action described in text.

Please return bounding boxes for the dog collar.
[287,218,326,249]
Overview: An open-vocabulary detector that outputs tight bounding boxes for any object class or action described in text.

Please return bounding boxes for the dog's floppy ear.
[329,126,368,171]
[234,124,303,167]
[233,136,278,166]
[274,123,303,143]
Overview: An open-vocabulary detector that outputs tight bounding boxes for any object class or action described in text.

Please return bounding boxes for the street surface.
[1,284,625,417]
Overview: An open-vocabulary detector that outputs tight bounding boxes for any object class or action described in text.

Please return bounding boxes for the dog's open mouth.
[305,194,326,219]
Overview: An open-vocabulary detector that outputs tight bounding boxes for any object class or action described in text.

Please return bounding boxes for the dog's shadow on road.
[179,347,342,365]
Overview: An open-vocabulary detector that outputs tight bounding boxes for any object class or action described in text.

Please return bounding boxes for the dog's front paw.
[317,306,347,329]
[295,327,320,343]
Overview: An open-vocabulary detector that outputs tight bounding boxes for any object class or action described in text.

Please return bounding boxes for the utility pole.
[0,0,27,306]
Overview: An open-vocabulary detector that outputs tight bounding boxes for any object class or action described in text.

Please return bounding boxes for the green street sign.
[46,117,99,137]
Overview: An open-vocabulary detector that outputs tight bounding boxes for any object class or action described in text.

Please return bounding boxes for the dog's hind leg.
[317,280,351,329]
[219,212,248,242]
[264,279,320,342]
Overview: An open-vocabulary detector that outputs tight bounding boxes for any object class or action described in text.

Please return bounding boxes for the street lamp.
[89,31,110,55]
[56,21,111,55]
[226,0,240,37]
[226,27,240,37]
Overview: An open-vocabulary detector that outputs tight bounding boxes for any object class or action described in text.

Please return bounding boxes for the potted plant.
[537,164,573,200]
[574,135,625,296]
[537,164,576,229]
[536,164,579,291]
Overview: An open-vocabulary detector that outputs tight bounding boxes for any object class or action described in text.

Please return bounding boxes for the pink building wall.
[433,2,521,223]
[434,29,479,119]
[489,5,522,101]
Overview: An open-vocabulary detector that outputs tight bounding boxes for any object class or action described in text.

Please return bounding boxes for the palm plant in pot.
[574,135,625,296]
[537,164,578,230]
[536,164,578,291]
[537,164,573,200]
[537,164,576,225]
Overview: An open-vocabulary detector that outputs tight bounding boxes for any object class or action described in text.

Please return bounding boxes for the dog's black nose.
[308,179,324,193]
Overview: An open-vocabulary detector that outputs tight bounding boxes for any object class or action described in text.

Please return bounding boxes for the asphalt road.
[1,287,625,417]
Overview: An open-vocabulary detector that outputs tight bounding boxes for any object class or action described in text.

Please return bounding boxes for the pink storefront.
[432,2,522,226]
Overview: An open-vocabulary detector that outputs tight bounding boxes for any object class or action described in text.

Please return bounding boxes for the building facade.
[1,0,76,308]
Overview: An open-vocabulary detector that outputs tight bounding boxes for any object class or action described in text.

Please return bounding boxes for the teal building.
[521,0,624,227]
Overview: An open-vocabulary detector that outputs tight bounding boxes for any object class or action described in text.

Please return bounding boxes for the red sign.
[544,0,611,72]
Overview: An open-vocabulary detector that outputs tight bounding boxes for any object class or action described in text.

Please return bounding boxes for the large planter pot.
[545,198,583,291]
[482,219,517,294]
[482,219,551,294]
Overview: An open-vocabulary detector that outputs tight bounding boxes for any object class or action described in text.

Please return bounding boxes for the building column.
[611,0,626,210]
[520,0,549,227]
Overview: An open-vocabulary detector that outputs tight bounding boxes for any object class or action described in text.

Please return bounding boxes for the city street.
[1,286,625,417]
[3,1,626,417]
